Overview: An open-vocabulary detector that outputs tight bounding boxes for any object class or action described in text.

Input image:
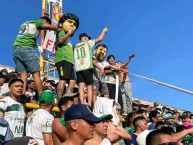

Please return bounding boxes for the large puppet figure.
[92,44,109,103]
[55,13,79,99]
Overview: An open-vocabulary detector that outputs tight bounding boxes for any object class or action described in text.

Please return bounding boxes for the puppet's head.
[58,13,79,37]
[94,44,108,62]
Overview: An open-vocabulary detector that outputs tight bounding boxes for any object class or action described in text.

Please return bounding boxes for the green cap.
[39,90,56,104]
[182,135,193,142]
[100,114,113,121]
[164,113,175,120]
[94,113,113,121]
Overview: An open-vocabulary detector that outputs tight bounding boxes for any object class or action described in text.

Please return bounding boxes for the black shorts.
[106,83,123,107]
[55,60,75,81]
[76,69,93,84]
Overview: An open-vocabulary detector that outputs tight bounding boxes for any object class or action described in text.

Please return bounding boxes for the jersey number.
[15,125,24,134]
[76,47,86,59]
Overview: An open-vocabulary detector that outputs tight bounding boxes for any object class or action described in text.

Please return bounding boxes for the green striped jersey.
[0,97,26,137]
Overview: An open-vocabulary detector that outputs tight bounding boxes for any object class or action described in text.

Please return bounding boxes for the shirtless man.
[115,54,135,114]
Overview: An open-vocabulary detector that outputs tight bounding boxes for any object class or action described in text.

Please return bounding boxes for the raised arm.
[172,127,193,142]
[41,23,60,32]
[57,28,75,44]
[95,27,108,44]
[116,125,132,140]
[121,54,135,68]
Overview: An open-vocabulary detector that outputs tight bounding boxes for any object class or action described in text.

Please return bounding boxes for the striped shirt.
[0,97,26,137]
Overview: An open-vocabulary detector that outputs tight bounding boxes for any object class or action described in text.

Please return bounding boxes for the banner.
[43,0,62,54]
[43,30,56,53]
[48,0,62,25]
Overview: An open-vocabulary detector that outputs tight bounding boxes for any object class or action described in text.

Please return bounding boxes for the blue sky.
[1,0,193,111]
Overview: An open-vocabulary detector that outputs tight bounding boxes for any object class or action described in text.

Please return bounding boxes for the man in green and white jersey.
[26,90,55,145]
[13,16,59,96]
[74,28,108,107]
[0,79,26,137]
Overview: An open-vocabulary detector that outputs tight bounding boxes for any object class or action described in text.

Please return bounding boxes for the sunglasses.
[158,142,177,145]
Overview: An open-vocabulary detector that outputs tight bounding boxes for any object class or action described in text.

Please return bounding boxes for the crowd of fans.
[1,67,193,145]
[0,12,193,145]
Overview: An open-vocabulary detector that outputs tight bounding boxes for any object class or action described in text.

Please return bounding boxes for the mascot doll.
[93,44,108,63]
[55,13,79,99]
[92,44,110,102]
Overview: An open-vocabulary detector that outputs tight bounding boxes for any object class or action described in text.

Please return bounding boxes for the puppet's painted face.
[62,19,77,33]
[94,46,107,62]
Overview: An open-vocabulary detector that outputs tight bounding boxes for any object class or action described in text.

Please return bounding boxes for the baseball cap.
[63,92,79,98]
[139,104,149,108]
[39,90,56,104]
[94,113,113,121]
[182,111,191,116]
[182,135,193,142]
[164,113,175,120]
[79,33,91,40]
[162,106,169,110]
[64,104,102,123]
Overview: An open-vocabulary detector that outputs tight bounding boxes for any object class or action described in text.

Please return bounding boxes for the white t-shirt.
[0,97,26,137]
[104,67,117,84]
[0,83,9,95]
[93,58,110,82]
[26,109,54,145]
[100,138,111,145]
[74,40,95,72]
[137,130,151,145]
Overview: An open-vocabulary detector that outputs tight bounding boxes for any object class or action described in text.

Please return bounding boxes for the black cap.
[40,16,51,24]
[64,104,101,123]
[162,106,169,110]
[79,33,91,40]
[139,104,149,108]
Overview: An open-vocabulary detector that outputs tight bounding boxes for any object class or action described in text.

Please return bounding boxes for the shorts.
[106,83,116,99]
[76,69,93,84]
[93,80,109,96]
[55,60,75,80]
[106,83,123,107]
[13,47,40,74]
